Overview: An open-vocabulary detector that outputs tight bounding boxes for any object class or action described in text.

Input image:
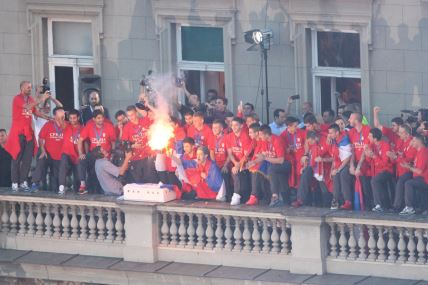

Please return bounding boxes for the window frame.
[311,29,362,113]
[176,24,225,72]
[47,18,94,58]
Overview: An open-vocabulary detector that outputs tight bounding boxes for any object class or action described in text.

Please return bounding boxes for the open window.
[177,25,225,102]
[47,19,95,110]
[311,30,362,114]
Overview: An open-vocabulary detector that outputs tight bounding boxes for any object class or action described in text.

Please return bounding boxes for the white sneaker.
[399,206,415,216]
[12,183,19,192]
[58,185,65,195]
[372,204,384,212]
[20,181,30,191]
[230,193,241,206]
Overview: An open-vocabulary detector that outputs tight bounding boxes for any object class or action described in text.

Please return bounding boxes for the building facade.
[0,0,427,129]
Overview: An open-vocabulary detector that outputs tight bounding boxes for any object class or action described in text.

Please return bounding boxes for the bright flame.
[148,119,174,151]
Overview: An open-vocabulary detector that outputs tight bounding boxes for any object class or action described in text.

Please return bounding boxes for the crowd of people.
[2,80,428,217]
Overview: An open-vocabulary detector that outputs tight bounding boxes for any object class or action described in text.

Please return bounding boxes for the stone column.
[286,215,328,275]
[119,201,159,263]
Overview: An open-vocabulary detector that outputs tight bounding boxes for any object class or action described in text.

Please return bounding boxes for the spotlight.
[244,29,273,46]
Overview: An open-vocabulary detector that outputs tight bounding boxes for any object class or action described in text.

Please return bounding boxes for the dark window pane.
[181,27,224,62]
[54,66,74,111]
[317,32,360,68]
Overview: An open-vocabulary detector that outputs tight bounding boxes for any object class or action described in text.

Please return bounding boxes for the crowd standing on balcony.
[2,80,428,216]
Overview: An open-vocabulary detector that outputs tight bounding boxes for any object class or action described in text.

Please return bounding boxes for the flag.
[354,177,364,211]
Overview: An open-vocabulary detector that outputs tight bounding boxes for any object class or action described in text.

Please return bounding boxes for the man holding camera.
[5,81,51,191]
[94,146,132,196]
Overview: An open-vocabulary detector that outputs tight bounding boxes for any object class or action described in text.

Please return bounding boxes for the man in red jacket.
[400,134,428,215]
[31,107,67,192]
[365,128,394,212]
[5,81,51,191]
[186,112,213,147]
[226,117,252,205]
[348,112,373,209]
[121,105,156,183]
[78,110,117,194]
[392,124,417,211]
[58,109,84,195]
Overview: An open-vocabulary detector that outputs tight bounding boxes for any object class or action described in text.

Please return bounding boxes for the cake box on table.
[123,183,176,203]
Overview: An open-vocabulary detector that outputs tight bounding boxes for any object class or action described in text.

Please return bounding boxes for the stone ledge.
[0,249,423,285]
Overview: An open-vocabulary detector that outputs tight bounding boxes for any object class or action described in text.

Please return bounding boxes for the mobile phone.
[290,94,300,100]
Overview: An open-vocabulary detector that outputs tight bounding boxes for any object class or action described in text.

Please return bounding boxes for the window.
[48,19,95,110]
[52,21,93,56]
[311,30,361,113]
[177,25,225,101]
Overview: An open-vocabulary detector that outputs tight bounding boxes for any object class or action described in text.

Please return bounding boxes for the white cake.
[123,183,176,203]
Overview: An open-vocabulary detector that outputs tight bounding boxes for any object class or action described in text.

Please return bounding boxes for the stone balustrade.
[1,189,428,280]
[325,212,428,280]
[0,191,125,257]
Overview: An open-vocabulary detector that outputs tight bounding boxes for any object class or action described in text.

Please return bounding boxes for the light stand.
[244,29,272,123]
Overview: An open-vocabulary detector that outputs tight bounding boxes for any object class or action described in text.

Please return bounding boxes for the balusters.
[261,219,270,253]
[397,228,407,263]
[169,212,178,247]
[280,220,290,254]
[96,207,106,241]
[367,225,377,261]
[387,227,397,263]
[26,203,35,236]
[271,219,280,254]
[376,226,386,262]
[215,216,224,250]
[338,224,348,259]
[186,213,195,248]
[18,202,27,236]
[357,225,367,261]
[160,212,169,245]
[329,223,338,257]
[70,206,79,240]
[252,218,261,253]
[44,204,53,237]
[79,206,88,240]
[1,201,9,232]
[105,208,113,242]
[9,202,18,234]
[195,214,204,249]
[52,205,61,238]
[347,224,357,260]
[242,218,252,253]
[114,209,124,242]
[224,215,233,251]
[88,207,97,241]
[416,229,426,264]
[35,204,44,237]
[205,215,214,250]
[61,205,70,239]
[407,228,416,264]
[233,217,242,252]
[178,213,187,247]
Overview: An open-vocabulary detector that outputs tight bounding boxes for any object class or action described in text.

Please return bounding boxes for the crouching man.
[93,146,132,195]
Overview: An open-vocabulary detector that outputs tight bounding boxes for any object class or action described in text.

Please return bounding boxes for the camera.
[175,77,184,87]
[41,77,50,94]
[122,140,134,153]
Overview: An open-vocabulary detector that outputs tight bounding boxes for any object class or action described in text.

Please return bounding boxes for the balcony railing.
[1,188,428,280]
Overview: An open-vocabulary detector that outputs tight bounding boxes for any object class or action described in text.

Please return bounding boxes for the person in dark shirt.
[0,129,12,187]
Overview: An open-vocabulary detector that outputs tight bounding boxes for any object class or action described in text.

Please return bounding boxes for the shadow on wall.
[370,0,428,123]
[101,0,158,116]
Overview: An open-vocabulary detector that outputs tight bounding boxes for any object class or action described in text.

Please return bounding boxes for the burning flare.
[148,119,174,151]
